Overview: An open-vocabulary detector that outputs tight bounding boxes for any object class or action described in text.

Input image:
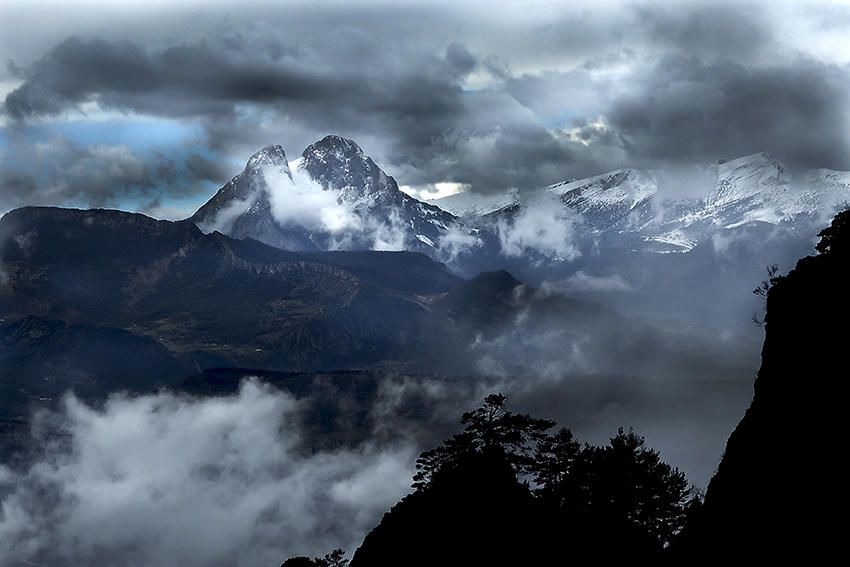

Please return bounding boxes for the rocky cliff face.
[686,209,850,558]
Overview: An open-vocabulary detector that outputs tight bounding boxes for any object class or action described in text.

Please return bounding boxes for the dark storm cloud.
[631,2,772,60]
[1,28,471,133]
[606,55,850,169]
[185,152,229,184]
[2,35,331,121]
[2,0,850,200]
[445,42,478,75]
[2,135,153,204]
[386,89,581,191]
[1,27,488,185]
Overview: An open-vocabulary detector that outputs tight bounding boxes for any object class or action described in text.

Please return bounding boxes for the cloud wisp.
[496,193,582,261]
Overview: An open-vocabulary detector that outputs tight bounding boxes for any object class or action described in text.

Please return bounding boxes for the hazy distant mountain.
[425,152,850,330]
[425,189,521,219]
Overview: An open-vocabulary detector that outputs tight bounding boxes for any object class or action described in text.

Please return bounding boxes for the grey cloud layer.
[606,56,850,169]
[1,0,849,208]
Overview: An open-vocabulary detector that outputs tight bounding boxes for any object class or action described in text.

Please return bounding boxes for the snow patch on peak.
[717,151,779,171]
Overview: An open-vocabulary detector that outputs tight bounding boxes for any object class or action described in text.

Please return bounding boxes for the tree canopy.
[412,394,693,551]
[285,394,697,566]
[412,393,555,489]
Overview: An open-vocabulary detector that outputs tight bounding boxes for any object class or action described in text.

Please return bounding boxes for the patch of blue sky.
[0,117,222,214]
[545,109,582,128]
[0,116,204,154]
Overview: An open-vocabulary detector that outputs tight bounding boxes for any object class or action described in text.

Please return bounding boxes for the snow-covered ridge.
[191,140,850,262]
[431,151,850,254]
[552,169,658,210]
[427,189,520,218]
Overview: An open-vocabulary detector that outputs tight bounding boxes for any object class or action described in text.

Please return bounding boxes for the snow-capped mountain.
[192,140,850,271]
[187,142,850,331]
[426,189,521,218]
[459,152,850,255]
[191,135,464,256]
[548,168,658,234]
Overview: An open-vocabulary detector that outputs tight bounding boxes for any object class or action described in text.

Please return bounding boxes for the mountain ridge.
[191,138,850,273]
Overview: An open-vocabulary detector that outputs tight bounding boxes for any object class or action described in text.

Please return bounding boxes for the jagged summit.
[246,144,290,172]
[302,135,365,161]
[299,134,395,200]
[431,150,850,254]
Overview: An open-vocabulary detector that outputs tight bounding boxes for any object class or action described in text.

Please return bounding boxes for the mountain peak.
[246,144,290,172]
[718,151,780,171]
[299,135,395,199]
[302,135,364,163]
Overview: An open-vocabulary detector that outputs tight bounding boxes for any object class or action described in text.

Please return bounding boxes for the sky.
[2,0,850,217]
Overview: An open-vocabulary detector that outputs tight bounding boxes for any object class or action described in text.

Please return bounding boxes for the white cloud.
[0,380,416,567]
[264,165,409,251]
[496,193,582,261]
[368,208,408,251]
[266,166,363,236]
[437,224,482,263]
[557,270,633,293]
[399,182,468,201]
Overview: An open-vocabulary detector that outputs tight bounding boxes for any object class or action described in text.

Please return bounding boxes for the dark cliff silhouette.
[679,209,850,559]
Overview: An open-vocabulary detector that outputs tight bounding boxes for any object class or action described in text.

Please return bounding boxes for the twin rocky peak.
[189,135,457,254]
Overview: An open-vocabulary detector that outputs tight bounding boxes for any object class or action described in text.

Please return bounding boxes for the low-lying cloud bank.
[0,339,759,566]
[0,380,416,567]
